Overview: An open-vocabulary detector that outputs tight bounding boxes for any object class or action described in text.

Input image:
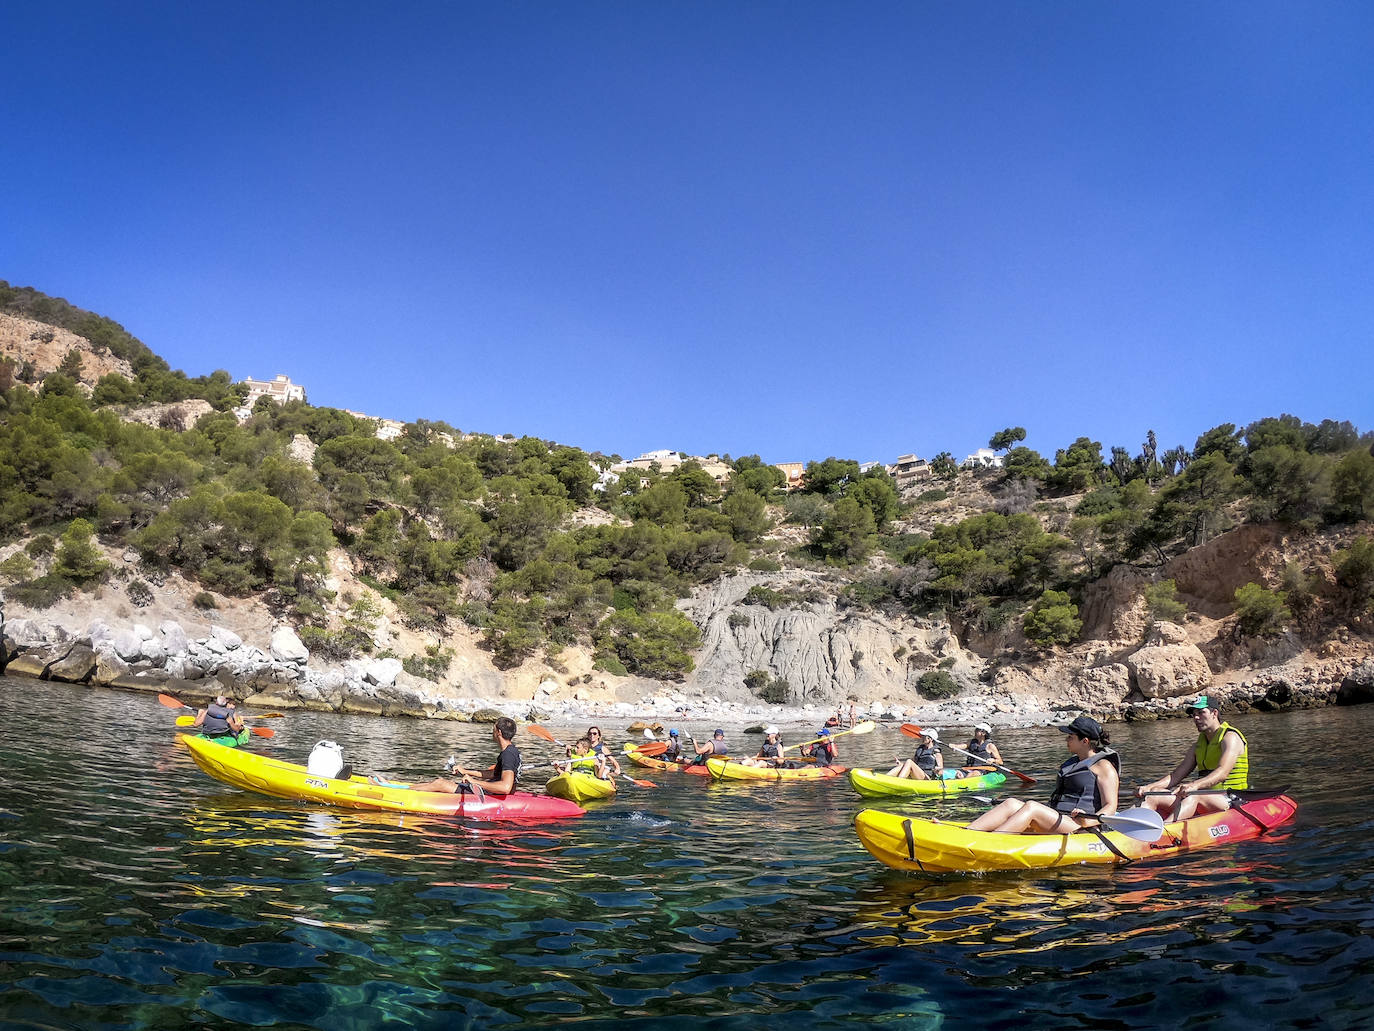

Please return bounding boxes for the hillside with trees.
[2,281,1372,711]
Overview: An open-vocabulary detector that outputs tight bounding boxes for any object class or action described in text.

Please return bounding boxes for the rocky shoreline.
[4,592,1373,735]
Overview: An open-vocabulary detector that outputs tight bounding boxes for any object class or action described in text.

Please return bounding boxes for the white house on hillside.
[962,448,1003,469]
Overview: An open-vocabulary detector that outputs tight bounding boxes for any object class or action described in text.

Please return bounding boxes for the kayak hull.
[182,735,585,821]
[623,745,710,775]
[705,757,847,782]
[853,792,1299,873]
[545,771,617,803]
[848,767,1007,798]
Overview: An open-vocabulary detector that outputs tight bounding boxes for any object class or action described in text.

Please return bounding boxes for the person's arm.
[932,750,943,772]
[988,744,1004,765]
[192,708,207,727]
[226,705,243,731]
[1091,761,1121,817]
[1179,731,1244,794]
[1139,752,1196,795]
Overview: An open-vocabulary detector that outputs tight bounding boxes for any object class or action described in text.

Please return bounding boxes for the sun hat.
[668,728,679,737]
[974,722,992,734]
[1057,715,1103,740]
[765,724,779,736]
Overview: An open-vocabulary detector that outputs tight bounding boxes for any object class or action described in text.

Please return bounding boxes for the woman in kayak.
[408,717,523,796]
[887,728,943,780]
[966,715,1119,834]
[963,723,1003,770]
[193,694,246,743]
[583,726,622,780]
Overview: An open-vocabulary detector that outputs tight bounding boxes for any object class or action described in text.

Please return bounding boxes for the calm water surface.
[2,675,1372,1029]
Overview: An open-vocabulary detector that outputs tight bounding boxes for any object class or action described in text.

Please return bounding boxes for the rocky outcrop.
[681,570,982,707]
[1336,660,1374,706]
[1078,565,1151,643]
[1126,622,1213,699]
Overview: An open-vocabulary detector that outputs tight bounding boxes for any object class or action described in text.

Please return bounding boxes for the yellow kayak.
[181,735,585,821]
[545,770,617,804]
[853,792,1299,873]
[705,756,847,782]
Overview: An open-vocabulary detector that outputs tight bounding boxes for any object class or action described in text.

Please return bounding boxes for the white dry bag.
[307,739,345,778]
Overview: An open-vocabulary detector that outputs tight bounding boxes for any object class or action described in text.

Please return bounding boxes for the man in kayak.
[807,727,840,767]
[687,729,728,765]
[193,694,246,743]
[409,717,522,796]
[965,715,1120,834]
[963,723,1004,770]
[1136,695,1249,821]
[886,728,943,780]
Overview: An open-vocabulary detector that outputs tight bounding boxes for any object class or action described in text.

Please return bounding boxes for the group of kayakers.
[192,690,1253,836]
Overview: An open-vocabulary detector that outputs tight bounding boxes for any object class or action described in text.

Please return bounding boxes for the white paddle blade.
[1098,807,1166,842]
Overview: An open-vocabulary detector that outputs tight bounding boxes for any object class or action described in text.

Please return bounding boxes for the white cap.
[974,722,992,733]
[923,727,941,741]
[765,724,779,736]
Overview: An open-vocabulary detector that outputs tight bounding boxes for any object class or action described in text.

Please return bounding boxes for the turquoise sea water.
[2,675,1372,1029]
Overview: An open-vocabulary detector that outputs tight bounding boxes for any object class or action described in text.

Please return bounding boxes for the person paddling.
[966,716,1120,834]
[807,727,840,767]
[738,725,786,768]
[688,729,728,765]
[963,723,1003,770]
[887,728,943,780]
[661,728,683,762]
[1136,695,1249,821]
[407,717,522,796]
[193,694,246,745]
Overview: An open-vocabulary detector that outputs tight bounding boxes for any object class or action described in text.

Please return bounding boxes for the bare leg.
[966,798,1028,831]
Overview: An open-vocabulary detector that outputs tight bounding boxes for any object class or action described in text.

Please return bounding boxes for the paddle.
[527,725,657,788]
[628,740,670,757]
[900,724,1038,785]
[781,719,877,754]
[173,714,274,738]
[1138,785,1289,801]
[1095,807,1166,842]
[159,693,283,720]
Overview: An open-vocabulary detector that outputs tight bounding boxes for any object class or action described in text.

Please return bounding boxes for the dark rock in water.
[1123,707,1160,723]
[48,644,97,684]
[743,724,765,734]
[1253,679,1295,712]
[106,673,175,694]
[471,708,503,724]
[1336,660,1374,706]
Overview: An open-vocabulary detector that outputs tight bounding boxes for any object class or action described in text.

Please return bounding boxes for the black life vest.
[1049,749,1120,814]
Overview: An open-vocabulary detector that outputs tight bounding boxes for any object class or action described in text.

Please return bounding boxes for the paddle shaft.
[780,720,876,755]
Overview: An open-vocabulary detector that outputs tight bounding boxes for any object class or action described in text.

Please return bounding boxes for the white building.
[242,374,305,406]
[962,448,1004,470]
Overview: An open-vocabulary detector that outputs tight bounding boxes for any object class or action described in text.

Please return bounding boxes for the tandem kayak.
[848,767,1007,798]
[853,791,1298,873]
[623,744,711,776]
[705,757,847,782]
[182,735,585,821]
[545,771,617,804]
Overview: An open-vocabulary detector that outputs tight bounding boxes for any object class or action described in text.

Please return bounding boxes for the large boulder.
[48,644,97,684]
[1336,660,1374,706]
[111,630,145,661]
[269,626,310,664]
[361,657,404,688]
[210,626,242,650]
[1066,663,1133,709]
[159,621,190,655]
[1127,640,1213,699]
[6,650,54,679]
[93,649,132,686]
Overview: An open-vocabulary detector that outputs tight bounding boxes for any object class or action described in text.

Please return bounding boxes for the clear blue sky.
[5,2,1372,465]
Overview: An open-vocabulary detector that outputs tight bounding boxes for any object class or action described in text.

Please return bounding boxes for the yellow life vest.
[1194,721,1249,790]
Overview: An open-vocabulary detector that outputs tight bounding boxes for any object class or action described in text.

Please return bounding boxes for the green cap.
[1186,695,1213,711]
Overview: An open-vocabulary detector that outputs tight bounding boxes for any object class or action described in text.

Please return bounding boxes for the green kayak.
[848,766,1007,798]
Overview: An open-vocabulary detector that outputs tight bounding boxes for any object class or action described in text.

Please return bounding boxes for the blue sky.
[5,2,1372,466]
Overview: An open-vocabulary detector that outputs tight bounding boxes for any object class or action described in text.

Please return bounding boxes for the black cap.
[1056,715,1103,740]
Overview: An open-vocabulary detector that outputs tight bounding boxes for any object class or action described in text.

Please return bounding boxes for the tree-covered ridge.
[2,282,1372,681]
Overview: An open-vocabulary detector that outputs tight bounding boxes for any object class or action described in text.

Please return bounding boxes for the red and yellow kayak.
[705,756,847,782]
[853,791,1298,873]
[623,743,711,776]
[182,735,585,821]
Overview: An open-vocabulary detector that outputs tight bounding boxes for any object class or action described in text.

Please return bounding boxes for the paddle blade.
[850,720,877,736]
[526,725,559,744]
[1098,807,1165,842]
[899,723,923,738]
[158,694,187,709]
[248,712,286,719]
[623,774,657,788]
[175,715,195,726]
[251,726,275,738]
[635,741,669,757]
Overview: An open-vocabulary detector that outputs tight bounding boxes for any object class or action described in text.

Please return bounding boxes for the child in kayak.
[887,728,943,780]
